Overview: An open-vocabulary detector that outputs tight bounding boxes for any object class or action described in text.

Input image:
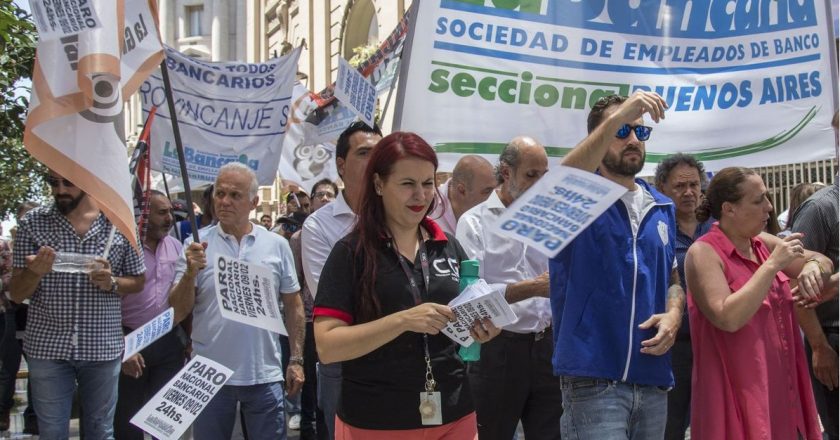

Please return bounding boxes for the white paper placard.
[130,356,233,440]
[29,0,102,40]
[442,280,518,347]
[214,255,286,335]
[334,58,377,128]
[123,307,175,362]
[493,166,627,258]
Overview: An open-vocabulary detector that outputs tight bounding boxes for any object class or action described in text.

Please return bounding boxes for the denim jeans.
[317,362,341,440]
[559,376,668,440]
[195,381,286,439]
[28,357,121,440]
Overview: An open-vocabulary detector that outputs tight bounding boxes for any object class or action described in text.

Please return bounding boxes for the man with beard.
[456,137,560,440]
[549,92,684,439]
[10,169,146,439]
[114,191,187,439]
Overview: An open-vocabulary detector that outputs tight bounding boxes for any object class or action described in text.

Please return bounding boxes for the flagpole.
[376,49,403,124]
[161,171,172,200]
[159,59,200,243]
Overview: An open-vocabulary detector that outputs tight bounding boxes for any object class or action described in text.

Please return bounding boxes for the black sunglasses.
[46,176,76,188]
[615,124,652,141]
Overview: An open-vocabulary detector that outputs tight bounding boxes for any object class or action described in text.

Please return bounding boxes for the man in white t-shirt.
[169,163,305,439]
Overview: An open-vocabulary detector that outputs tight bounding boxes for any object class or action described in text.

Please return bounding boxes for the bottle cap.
[461,259,479,278]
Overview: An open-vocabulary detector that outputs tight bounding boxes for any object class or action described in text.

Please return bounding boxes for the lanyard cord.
[390,229,436,392]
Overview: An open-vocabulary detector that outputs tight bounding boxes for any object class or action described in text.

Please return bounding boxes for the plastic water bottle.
[52,252,102,274]
[458,260,482,362]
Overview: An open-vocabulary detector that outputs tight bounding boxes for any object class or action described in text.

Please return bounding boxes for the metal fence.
[755,159,838,215]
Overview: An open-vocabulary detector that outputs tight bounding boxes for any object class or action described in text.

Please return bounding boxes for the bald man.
[456,137,560,440]
[430,155,497,235]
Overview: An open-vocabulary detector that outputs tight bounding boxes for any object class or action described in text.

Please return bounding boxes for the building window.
[186,5,203,37]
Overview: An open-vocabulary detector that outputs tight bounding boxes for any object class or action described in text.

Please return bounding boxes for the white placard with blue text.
[213,255,286,335]
[395,0,838,174]
[123,307,175,361]
[28,0,103,40]
[334,58,377,128]
[130,356,233,440]
[493,166,626,258]
[141,46,301,191]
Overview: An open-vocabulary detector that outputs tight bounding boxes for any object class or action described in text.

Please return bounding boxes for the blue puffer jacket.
[549,178,677,387]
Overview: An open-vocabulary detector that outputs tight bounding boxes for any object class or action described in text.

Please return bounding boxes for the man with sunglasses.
[10,169,146,439]
[549,91,684,439]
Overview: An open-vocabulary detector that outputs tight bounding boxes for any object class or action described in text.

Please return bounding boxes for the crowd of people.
[0,91,836,439]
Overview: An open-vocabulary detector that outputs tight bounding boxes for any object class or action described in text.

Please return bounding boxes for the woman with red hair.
[313,132,499,439]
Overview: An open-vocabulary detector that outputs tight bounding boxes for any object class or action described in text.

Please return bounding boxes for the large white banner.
[395,0,838,174]
[139,46,301,191]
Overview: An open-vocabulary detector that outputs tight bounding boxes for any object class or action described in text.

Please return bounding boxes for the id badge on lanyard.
[391,232,442,425]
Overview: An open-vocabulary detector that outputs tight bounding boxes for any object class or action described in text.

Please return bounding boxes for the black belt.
[500,327,551,341]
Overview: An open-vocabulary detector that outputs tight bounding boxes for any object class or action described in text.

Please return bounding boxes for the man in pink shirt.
[114,190,186,439]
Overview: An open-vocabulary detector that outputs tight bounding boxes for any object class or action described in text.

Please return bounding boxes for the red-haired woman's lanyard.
[390,230,442,425]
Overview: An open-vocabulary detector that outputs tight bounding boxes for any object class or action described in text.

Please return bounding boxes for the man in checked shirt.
[10,169,145,439]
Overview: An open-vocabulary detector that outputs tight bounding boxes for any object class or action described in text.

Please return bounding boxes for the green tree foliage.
[0,0,45,219]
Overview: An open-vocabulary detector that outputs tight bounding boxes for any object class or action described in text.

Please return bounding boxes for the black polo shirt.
[314,218,473,430]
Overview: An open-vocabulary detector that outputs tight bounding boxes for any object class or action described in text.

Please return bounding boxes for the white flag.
[24,0,164,249]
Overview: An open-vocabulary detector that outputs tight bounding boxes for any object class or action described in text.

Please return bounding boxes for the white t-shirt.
[175,224,300,386]
[620,184,655,236]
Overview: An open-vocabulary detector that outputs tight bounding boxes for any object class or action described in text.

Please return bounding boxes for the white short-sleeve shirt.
[175,223,300,386]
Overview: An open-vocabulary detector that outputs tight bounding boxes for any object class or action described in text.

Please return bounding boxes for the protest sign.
[130,356,233,440]
[442,280,517,347]
[139,46,301,191]
[123,308,175,362]
[334,58,377,128]
[394,0,838,173]
[295,12,411,146]
[493,166,626,258]
[214,255,286,335]
[29,0,102,40]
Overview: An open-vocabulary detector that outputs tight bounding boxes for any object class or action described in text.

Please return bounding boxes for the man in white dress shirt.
[430,155,497,235]
[456,136,560,440]
[300,121,383,439]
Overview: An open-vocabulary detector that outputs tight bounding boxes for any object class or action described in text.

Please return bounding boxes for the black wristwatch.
[110,275,118,294]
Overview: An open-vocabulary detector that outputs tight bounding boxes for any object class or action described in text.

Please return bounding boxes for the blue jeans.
[28,357,121,440]
[317,362,341,440]
[559,376,668,440]
[195,381,286,439]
